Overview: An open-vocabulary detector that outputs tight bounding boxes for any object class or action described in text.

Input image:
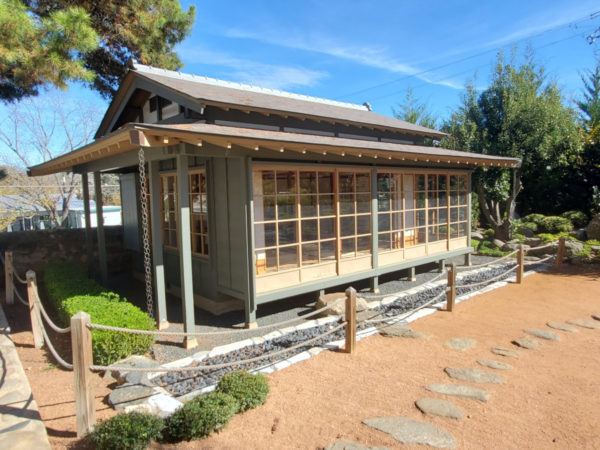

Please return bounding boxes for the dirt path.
[8,265,600,449]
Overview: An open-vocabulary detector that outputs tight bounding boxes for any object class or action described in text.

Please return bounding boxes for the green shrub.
[539,216,573,234]
[216,371,269,412]
[165,392,238,442]
[88,412,164,450]
[587,239,600,245]
[561,210,588,229]
[523,213,546,226]
[471,194,480,230]
[513,233,526,243]
[476,240,509,257]
[43,262,155,365]
[483,229,495,240]
[518,222,538,234]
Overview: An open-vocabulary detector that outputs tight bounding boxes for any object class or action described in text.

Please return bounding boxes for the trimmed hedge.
[43,262,155,365]
[216,371,269,412]
[523,213,573,234]
[561,210,588,229]
[165,392,238,441]
[88,412,164,450]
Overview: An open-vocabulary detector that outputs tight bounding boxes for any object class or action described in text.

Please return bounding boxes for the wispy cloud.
[179,46,327,90]
[224,29,463,90]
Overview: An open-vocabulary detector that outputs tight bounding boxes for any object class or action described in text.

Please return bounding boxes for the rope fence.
[364,290,447,325]
[456,249,518,271]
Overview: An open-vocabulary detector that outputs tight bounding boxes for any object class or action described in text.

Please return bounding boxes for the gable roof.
[96,62,447,140]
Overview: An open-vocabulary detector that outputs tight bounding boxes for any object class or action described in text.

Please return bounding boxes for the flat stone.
[591,313,600,321]
[525,329,559,341]
[477,359,512,370]
[426,384,490,402]
[491,347,519,357]
[108,383,156,410]
[363,417,455,448]
[444,338,476,351]
[415,398,463,420]
[566,319,600,330]
[324,441,389,450]
[147,393,184,418]
[513,337,540,349]
[379,323,427,339]
[108,355,160,386]
[546,322,577,332]
[444,367,503,384]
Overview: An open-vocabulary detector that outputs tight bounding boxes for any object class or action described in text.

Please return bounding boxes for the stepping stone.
[592,313,600,321]
[415,398,463,420]
[108,384,156,410]
[477,359,512,370]
[491,347,519,357]
[363,417,455,448]
[325,441,389,450]
[513,337,539,349]
[524,329,559,341]
[547,322,577,332]
[444,338,476,351]
[379,323,427,339]
[426,384,489,402]
[566,319,600,330]
[444,367,503,384]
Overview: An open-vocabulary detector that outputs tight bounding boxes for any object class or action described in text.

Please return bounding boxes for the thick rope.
[456,264,518,289]
[13,270,27,285]
[87,297,347,337]
[33,290,71,334]
[524,240,558,253]
[90,321,347,373]
[39,321,73,370]
[364,290,446,325]
[363,270,446,300]
[13,287,30,306]
[525,254,555,265]
[456,250,518,271]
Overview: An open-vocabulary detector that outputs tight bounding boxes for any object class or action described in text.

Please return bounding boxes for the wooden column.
[344,287,357,354]
[244,156,257,328]
[464,252,472,267]
[4,250,13,305]
[148,160,168,329]
[407,266,416,282]
[26,270,44,349]
[438,259,446,273]
[176,153,197,349]
[446,263,456,312]
[466,172,473,267]
[370,167,379,293]
[93,172,107,285]
[71,311,95,437]
[556,236,565,268]
[81,172,93,276]
[516,244,524,284]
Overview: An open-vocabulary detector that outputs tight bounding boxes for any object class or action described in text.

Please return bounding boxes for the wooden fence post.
[556,237,565,268]
[5,250,13,305]
[446,263,456,312]
[516,244,524,284]
[344,287,357,354]
[26,270,44,349]
[71,311,95,437]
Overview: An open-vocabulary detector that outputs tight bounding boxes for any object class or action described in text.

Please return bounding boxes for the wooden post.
[344,287,357,354]
[71,311,95,437]
[26,271,44,349]
[5,250,14,305]
[446,263,456,312]
[516,244,524,284]
[556,236,565,268]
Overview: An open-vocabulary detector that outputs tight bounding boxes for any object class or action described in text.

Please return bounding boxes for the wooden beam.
[129,129,151,147]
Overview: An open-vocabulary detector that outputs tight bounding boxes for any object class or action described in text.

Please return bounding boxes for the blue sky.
[2,0,600,166]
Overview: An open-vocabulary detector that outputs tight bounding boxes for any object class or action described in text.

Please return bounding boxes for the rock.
[527,242,558,257]
[564,240,584,257]
[546,322,577,332]
[379,324,427,339]
[570,229,587,241]
[363,417,455,448]
[491,239,506,249]
[444,338,476,351]
[477,359,512,370]
[471,231,484,241]
[566,319,600,330]
[415,398,463,420]
[524,256,540,262]
[316,292,369,316]
[108,384,156,410]
[592,314,600,321]
[491,347,519,357]
[513,337,539,349]
[502,242,526,252]
[517,226,535,237]
[444,367,503,384]
[524,329,559,341]
[585,215,600,240]
[426,384,490,402]
[524,237,543,247]
[147,393,184,418]
[325,441,389,450]
[109,355,160,386]
[124,403,153,415]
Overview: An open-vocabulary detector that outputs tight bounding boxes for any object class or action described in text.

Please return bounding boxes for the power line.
[335,10,600,101]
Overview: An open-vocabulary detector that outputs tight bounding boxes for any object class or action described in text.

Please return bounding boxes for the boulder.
[108,355,160,386]
[516,226,535,237]
[471,231,484,241]
[316,292,369,316]
[527,242,558,257]
[523,237,542,247]
[502,243,529,252]
[491,239,506,249]
[564,240,584,257]
[585,215,600,240]
[570,229,587,241]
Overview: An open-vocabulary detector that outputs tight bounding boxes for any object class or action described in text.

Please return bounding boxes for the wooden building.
[29,62,520,348]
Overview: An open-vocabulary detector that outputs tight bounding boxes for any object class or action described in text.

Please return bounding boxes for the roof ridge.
[131,62,369,112]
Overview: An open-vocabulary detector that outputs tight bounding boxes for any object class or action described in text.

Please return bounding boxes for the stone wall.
[0,226,132,282]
